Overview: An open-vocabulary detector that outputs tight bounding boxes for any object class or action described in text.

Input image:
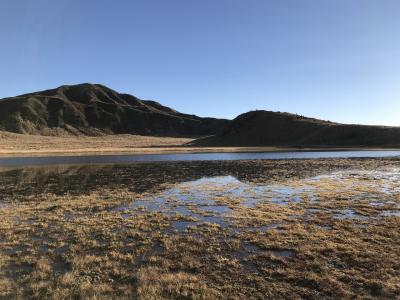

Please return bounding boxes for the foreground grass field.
[0,159,399,299]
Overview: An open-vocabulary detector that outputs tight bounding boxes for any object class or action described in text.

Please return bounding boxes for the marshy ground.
[0,159,399,299]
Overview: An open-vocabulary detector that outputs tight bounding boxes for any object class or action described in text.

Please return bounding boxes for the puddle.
[53,261,70,274]
[243,243,261,253]
[241,197,259,207]
[131,198,168,212]
[333,209,358,220]
[106,169,400,232]
[315,224,332,231]
[257,223,283,231]
[269,186,306,204]
[112,176,242,230]
[381,210,400,217]
[3,264,34,275]
[232,223,284,233]
[54,245,69,255]
[369,202,385,207]
[267,250,295,257]
[171,220,198,233]
[195,216,230,228]
[4,246,27,256]
[122,176,312,210]
[307,208,323,214]
[198,205,232,214]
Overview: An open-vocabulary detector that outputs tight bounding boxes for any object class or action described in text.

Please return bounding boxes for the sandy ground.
[0,131,398,157]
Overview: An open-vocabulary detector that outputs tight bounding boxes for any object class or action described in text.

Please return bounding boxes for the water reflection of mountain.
[0,159,372,202]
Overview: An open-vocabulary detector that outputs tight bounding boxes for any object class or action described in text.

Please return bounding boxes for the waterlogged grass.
[0,159,399,299]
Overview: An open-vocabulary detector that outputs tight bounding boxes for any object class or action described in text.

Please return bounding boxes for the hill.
[0,83,229,136]
[192,110,400,147]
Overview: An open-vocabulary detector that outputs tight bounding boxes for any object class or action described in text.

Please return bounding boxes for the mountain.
[192,110,400,147]
[2,85,399,147]
[0,83,229,136]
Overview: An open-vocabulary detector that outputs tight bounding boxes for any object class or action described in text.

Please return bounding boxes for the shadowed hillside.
[0,83,229,136]
[193,110,400,147]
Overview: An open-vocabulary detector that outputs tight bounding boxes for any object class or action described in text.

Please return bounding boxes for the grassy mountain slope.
[0,83,229,136]
[193,110,400,147]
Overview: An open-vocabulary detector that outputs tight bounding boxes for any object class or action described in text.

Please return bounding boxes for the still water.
[0,150,400,167]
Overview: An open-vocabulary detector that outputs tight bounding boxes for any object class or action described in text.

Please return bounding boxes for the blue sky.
[1,0,399,125]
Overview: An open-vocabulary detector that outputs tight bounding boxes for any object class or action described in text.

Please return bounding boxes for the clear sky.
[1,0,399,125]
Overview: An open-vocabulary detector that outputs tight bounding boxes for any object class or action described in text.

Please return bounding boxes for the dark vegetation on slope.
[0,83,229,136]
[193,110,400,147]
[1,84,400,147]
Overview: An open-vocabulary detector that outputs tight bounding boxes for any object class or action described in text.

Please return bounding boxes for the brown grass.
[0,131,194,155]
[0,159,399,299]
[1,130,398,157]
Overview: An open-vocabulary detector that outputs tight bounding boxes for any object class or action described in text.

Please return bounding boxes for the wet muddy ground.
[0,158,399,299]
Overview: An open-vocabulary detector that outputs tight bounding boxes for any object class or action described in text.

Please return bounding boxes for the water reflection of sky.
[1,150,400,167]
[110,169,400,232]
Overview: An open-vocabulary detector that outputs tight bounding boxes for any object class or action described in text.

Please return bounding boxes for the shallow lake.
[1,150,400,167]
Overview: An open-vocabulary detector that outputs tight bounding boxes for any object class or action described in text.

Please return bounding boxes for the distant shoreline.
[1,132,399,158]
[1,146,400,158]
